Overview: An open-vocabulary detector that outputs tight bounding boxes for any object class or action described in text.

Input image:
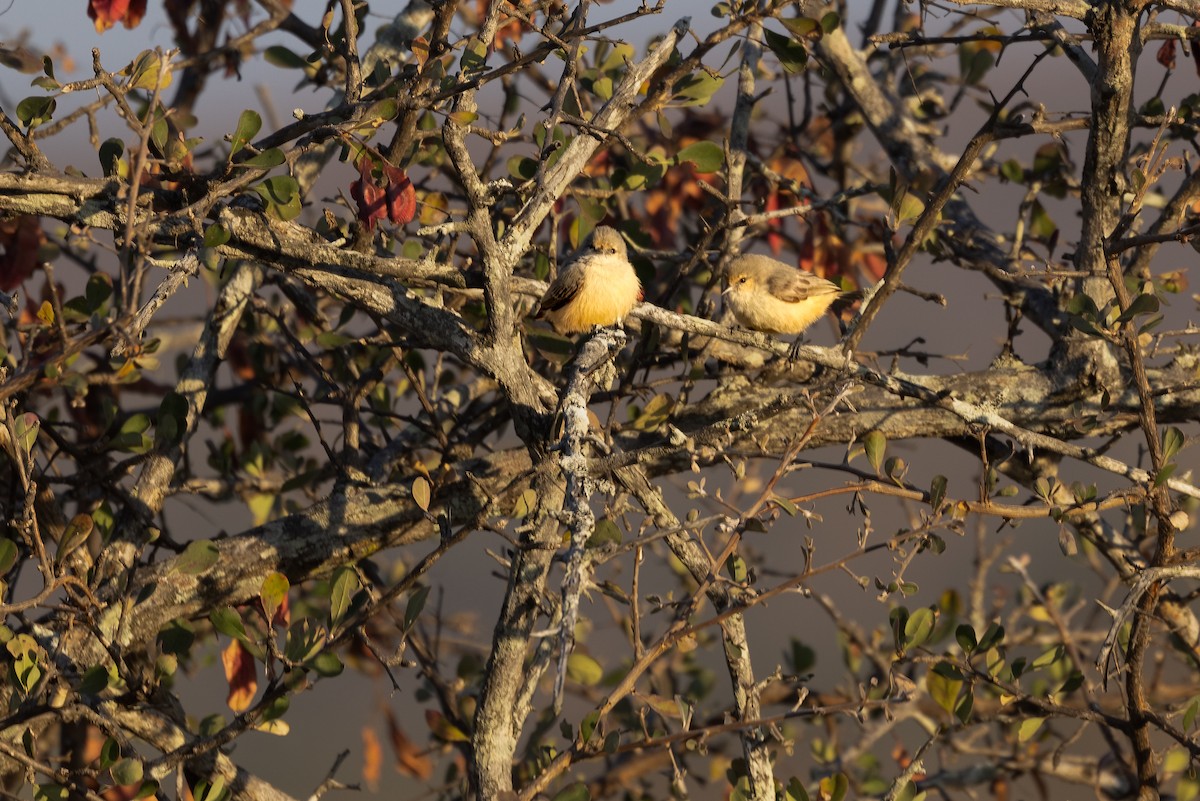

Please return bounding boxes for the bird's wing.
[766,270,838,303]
[535,264,586,315]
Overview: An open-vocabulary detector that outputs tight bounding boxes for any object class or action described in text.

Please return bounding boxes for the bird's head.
[586,226,628,260]
[723,267,758,296]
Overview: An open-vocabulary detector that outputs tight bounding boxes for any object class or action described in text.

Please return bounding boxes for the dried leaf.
[362,726,382,790]
[88,0,147,32]
[387,709,433,779]
[221,639,257,713]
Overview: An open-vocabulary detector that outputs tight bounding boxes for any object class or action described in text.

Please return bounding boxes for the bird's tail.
[831,289,864,313]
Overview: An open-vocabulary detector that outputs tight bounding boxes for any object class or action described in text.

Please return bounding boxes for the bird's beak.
[721,285,733,295]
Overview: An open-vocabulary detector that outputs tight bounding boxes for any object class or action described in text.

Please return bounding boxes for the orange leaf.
[387,708,433,779]
[88,0,147,32]
[362,726,382,790]
[221,639,257,713]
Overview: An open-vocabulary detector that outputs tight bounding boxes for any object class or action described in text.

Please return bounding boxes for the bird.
[534,226,643,334]
[723,253,861,359]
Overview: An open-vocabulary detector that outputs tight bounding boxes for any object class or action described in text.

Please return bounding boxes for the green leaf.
[124,51,172,91]
[818,773,848,801]
[329,566,359,627]
[930,475,948,510]
[580,710,599,743]
[460,39,488,74]
[552,782,590,801]
[592,76,613,101]
[99,138,124,177]
[13,412,39,456]
[785,777,810,801]
[85,273,113,311]
[239,147,286,169]
[157,620,195,655]
[977,622,1004,650]
[506,156,538,181]
[955,690,973,724]
[512,488,538,518]
[16,96,56,130]
[308,651,344,677]
[566,653,603,686]
[764,28,808,73]
[1179,771,1200,801]
[253,175,302,221]
[210,607,247,641]
[1017,716,1045,742]
[230,110,262,157]
[1058,671,1085,695]
[672,71,725,106]
[926,662,963,713]
[863,430,886,473]
[955,624,976,653]
[264,45,308,69]
[203,223,231,249]
[631,393,675,432]
[1155,463,1178,488]
[894,192,925,224]
[77,665,111,695]
[676,140,724,172]
[404,585,430,629]
[156,391,189,447]
[587,518,623,548]
[260,572,289,622]
[110,758,144,786]
[780,17,821,38]
[173,540,219,575]
[959,47,994,85]
[1184,696,1200,731]
[133,781,159,800]
[1029,200,1057,239]
[55,514,94,564]
[999,159,1023,183]
[1117,293,1160,324]
[35,784,69,801]
[0,539,17,576]
[903,607,935,650]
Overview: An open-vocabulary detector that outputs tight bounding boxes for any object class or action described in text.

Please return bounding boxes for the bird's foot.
[786,337,805,362]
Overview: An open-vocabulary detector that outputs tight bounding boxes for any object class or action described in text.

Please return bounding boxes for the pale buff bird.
[724,253,861,358]
[535,226,642,333]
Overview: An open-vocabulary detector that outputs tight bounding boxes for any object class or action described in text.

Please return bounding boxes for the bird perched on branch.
[534,226,642,334]
[723,253,861,358]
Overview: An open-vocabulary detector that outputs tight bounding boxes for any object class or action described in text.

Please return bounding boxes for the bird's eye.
[738,276,748,284]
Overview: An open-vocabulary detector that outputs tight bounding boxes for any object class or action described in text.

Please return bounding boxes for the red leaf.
[221,639,257,713]
[350,156,388,230]
[88,0,147,32]
[1158,39,1177,71]
[0,216,45,292]
[381,163,416,225]
[350,156,416,230]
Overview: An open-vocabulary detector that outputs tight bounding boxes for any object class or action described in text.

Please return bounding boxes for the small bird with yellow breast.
[535,226,643,334]
[723,253,861,359]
